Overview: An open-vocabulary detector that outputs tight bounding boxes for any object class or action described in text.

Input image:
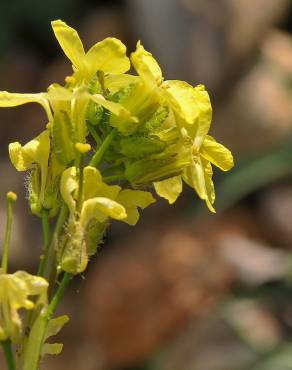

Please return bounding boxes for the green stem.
[45,272,72,319]
[88,124,102,147]
[103,174,125,183]
[42,204,68,291]
[22,273,72,370]
[89,129,117,168]
[1,340,16,370]
[37,209,50,276]
[1,194,16,273]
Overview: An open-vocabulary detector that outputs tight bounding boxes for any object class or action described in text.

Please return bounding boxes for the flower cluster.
[0,20,233,276]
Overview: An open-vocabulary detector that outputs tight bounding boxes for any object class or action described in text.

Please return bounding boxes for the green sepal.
[86,101,104,126]
[59,220,88,275]
[85,220,107,256]
[144,106,169,131]
[125,148,191,185]
[118,135,166,159]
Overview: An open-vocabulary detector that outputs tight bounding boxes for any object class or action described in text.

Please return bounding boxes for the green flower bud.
[118,135,166,159]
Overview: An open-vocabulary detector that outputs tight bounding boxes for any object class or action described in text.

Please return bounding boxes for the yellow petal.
[82,166,103,201]
[131,41,163,87]
[0,271,48,343]
[200,135,234,171]
[105,74,139,93]
[80,197,127,226]
[0,91,52,120]
[154,176,182,204]
[13,271,48,296]
[183,157,215,213]
[86,37,130,77]
[116,189,156,225]
[51,20,86,72]
[60,167,78,212]
[0,91,47,107]
[162,81,212,144]
[91,94,138,122]
[82,166,121,201]
[9,142,34,171]
[9,130,50,203]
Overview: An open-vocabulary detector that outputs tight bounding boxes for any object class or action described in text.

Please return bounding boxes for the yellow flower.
[59,166,155,274]
[9,130,64,216]
[0,270,48,343]
[154,135,234,212]
[129,46,234,211]
[51,20,130,83]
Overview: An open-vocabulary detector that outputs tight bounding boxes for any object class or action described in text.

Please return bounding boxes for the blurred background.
[2,0,292,369]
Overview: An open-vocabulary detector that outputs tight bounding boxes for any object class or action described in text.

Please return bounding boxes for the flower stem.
[37,209,50,275]
[41,204,68,292]
[22,272,72,370]
[1,193,16,273]
[90,129,117,168]
[1,340,16,370]
[45,272,72,319]
[88,124,102,147]
[103,174,125,183]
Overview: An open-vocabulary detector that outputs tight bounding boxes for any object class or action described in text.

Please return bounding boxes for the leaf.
[44,315,69,341]
[41,343,63,357]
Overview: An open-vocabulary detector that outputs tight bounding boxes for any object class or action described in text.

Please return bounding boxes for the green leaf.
[44,315,69,341]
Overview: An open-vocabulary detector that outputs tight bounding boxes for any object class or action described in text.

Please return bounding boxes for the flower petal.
[200,135,234,171]
[51,20,86,72]
[9,130,50,204]
[0,91,52,120]
[60,167,78,212]
[80,197,127,226]
[162,81,212,145]
[91,94,138,122]
[105,74,139,93]
[0,271,48,343]
[183,157,215,213]
[131,41,163,87]
[86,37,130,77]
[154,176,182,204]
[116,189,156,225]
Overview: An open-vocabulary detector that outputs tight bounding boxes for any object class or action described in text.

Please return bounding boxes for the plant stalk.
[1,194,16,273]
[1,340,16,370]
[37,209,50,276]
[90,129,117,168]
